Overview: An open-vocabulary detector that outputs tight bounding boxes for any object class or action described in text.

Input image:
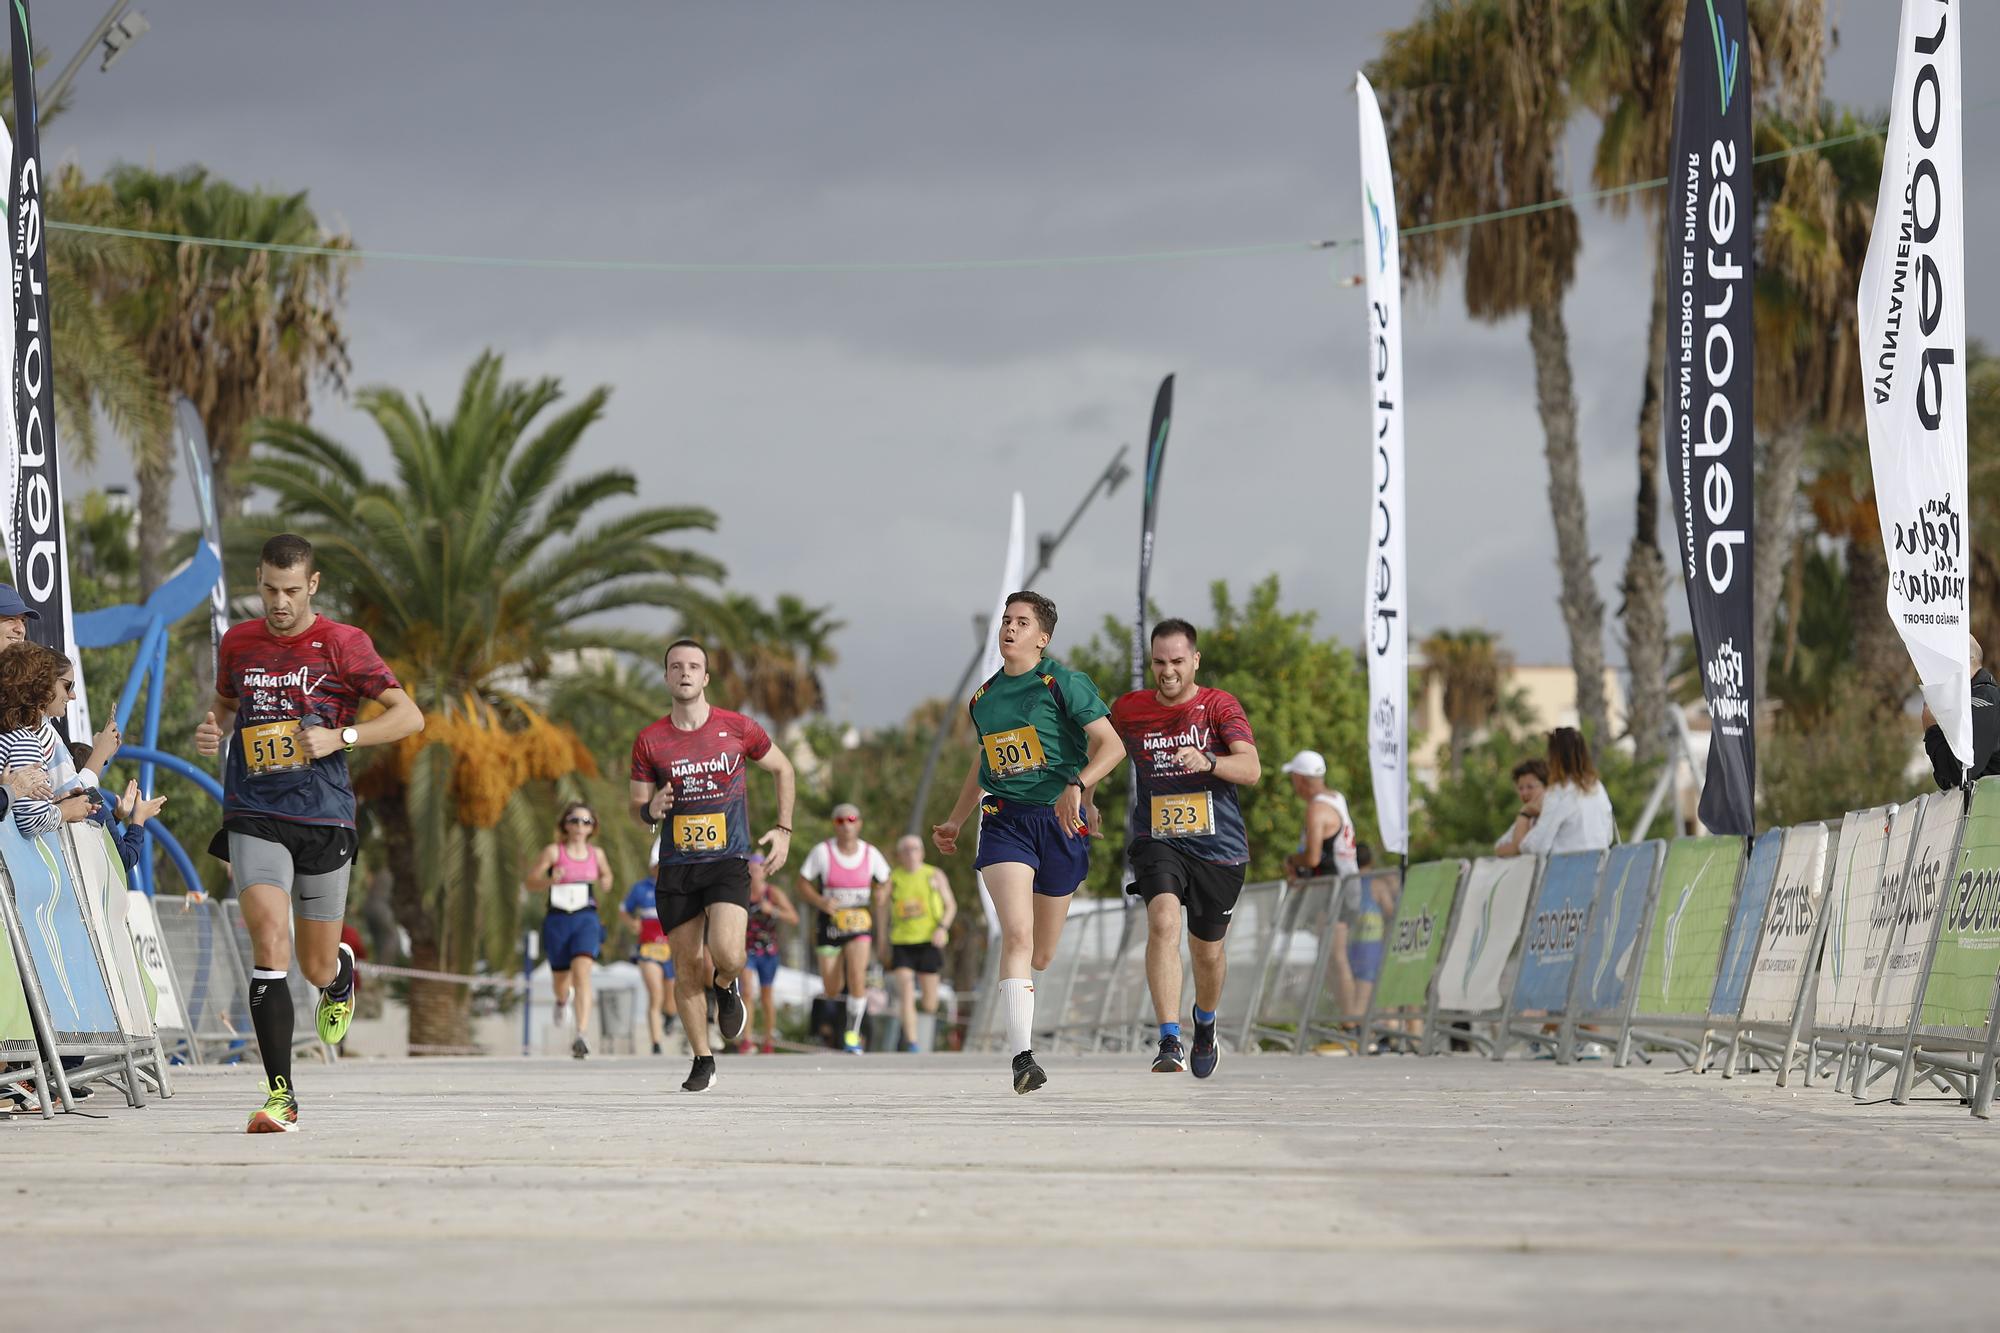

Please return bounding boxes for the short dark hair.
[260,533,315,572]
[1511,757,1550,784]
[664,638,708,669]
[1004,591,1057,636]
[1355,841,1375,870]
[1150,618,1198,649]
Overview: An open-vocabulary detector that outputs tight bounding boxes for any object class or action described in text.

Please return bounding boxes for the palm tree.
[1572,0,1827,760]
[1420,628,1512,775]
[238,351,725,1050]
[63,164,353,595]
[1748,105,1880,695]
[1371,0,1608,743]
[1802,429,1904,709]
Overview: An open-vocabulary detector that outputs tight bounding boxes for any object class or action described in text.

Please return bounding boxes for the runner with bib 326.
[629,638,796,1094]
[931,591,1124,1095]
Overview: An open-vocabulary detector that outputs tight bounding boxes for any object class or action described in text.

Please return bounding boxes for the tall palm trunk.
[135,448,173,600]
[1620,254,1671,766]
[1846,542,1908,712]
[380,791,473,1053]
[1751,423,1809,701]
[1526,298,1609,742]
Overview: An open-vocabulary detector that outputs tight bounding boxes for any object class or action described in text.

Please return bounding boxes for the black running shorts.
[1130,839,1247,942]
[657,858,752,932]
[889,943,945,975]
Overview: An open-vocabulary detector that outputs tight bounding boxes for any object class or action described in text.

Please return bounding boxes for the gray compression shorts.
[228,832,353,923]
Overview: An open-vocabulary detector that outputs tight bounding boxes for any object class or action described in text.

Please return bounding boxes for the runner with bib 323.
[931,591,1124,1095]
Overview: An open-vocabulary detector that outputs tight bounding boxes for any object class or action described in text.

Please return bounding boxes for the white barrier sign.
[1742,824,1829,1025]
[1857,790,1960,1034]
[1433,857,1535,1014]
[123,891,185,1033]
[1820,803,1912,1029]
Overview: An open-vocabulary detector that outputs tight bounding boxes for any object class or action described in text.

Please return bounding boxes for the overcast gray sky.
[42,2,2000,725]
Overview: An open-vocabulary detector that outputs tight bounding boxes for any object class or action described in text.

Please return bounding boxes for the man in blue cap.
[0,585,38,645]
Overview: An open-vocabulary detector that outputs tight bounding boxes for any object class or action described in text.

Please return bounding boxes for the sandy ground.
[8,1049,1999,1331]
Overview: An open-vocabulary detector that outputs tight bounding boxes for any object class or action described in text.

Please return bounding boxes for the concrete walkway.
[7,1051,1998,1330]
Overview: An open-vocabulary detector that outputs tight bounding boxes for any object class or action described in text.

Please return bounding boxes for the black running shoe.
[1011,1050,1047,1095]
[682,1055,717,1093]
[713,980,747,1043]
[571,1036,589,1060]
[1190,1017,1219,1080]
[651,1041,663,1056]
[1151,1035,1187,1073]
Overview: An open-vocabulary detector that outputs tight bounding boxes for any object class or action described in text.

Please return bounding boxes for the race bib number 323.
[244,720,308,776]
[1151,791,1215,838]
[672,811,728,852]
[981,726,1047,777]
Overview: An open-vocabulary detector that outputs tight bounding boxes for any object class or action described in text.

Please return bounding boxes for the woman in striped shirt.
[0,642,119,835]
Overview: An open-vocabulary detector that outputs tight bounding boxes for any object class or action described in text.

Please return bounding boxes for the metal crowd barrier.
[961,776,2000,1120]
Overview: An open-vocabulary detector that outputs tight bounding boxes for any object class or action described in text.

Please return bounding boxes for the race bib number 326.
[981,726,1047,777]
[244,720,308,776]
[672,812,727,852]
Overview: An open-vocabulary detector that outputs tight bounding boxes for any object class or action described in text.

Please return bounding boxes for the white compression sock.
[1000,977,1034,1055]
[915,1011,938,1052]
[845,995,866,1033]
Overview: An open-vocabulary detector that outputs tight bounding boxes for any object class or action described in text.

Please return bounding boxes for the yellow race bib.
[833,907,872,934]
[672,812,728,853]
[981,726,1047,778]
[1151,791,1215,838]
[897,896,926,920]
[639,939,673,963]
[243,720,309,776]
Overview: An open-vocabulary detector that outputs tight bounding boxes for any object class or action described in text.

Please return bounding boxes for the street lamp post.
[903,444,1132,836]
[42,0,149,111]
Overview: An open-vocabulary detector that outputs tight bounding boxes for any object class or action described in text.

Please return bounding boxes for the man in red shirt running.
[629,638,796,1093]
[1108,618,1260,1079]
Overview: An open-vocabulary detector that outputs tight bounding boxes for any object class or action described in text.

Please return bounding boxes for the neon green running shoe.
[316,943,356,1045]
[246,1077,298,1134]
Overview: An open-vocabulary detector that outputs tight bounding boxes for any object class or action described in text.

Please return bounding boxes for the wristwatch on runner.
[341,726,359,752]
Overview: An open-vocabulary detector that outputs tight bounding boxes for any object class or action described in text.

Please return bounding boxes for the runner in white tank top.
[1280,750,1357,880]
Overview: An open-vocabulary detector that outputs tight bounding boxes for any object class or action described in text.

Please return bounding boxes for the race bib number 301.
[981,726,1047,777]
[672,812,728,853]
[1151,791,1215,838]
[244,720,308,776]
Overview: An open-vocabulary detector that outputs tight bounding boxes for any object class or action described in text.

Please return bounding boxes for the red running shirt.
[629,708,773,865]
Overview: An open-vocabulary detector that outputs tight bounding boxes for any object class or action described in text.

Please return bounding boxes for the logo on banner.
[1366,184,1388,272]
[1706,0,1740,114]
[1705,637,1748,728]
[1527,904,1588,961]
[1888,493,1966,620]
[1392,906,1434,958]
[1371,694,1400,769]
[1950,867,2000,937]
[1763,875,1816,941]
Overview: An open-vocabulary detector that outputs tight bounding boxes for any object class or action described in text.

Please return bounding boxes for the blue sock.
[1160,1022,1181,1041]
[1192,1007,1215,1027]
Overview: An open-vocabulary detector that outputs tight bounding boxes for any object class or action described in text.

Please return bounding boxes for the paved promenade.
[8,1051,1998,1330]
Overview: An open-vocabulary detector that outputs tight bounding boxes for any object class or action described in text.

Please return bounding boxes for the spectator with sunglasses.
[0,643,119,834]
[527,801,614,1058]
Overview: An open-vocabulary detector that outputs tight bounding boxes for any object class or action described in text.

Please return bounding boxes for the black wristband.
[775,825,792,834]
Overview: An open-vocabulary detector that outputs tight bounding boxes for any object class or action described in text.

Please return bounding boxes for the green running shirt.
[968,656,1109,806]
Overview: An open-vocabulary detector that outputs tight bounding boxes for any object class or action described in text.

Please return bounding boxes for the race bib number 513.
[672,812,728,853]
[244,720,309,776]
[981,726,1047,777]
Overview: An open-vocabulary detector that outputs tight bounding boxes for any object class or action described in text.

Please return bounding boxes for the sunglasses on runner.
[59,678,75,695]
[564,816,595,827]
[833,815,859,825]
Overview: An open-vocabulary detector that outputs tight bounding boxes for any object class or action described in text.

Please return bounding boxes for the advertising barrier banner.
[1434,856,1536,1014]
[1637,836,1746,1019]
[0,821,118,1039]
[1742,822,1830,1026]
[1711,828,1785,1020]
[1573,842,1665,1017]
[1372,860,1463,1012]
[0,901,34,1050]
[1511,852,1603,1015]
[1918,777,2000,1036]
[122,891,183,1032]
[1857,788,1963,1035]
[1819,803,1905,1029]
[70,823,163,1038]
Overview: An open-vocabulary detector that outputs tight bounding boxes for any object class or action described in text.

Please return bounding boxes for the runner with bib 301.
[931,591,1124,1095]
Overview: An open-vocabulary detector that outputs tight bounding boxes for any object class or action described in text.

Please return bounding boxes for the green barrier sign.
[1919,779,2000,1035]
[1373,860,1463,1011]
[0,918,34,1046]
[1637,836,1745,1018]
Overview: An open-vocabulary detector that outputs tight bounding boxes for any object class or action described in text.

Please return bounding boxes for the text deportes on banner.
[1663,0,1755,833]
[7,0,89,738]
[1356,72,1408,856]
[1858,0,1971,765]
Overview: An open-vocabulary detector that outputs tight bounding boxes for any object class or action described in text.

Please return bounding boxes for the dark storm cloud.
[41,2,2000,724]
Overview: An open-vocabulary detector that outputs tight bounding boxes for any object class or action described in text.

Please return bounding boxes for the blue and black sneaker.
[1190,1014,1219,1080]
[1151,1034,1187,1073]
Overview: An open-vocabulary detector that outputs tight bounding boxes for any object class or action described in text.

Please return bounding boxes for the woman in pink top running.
[527,801,613,1058]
